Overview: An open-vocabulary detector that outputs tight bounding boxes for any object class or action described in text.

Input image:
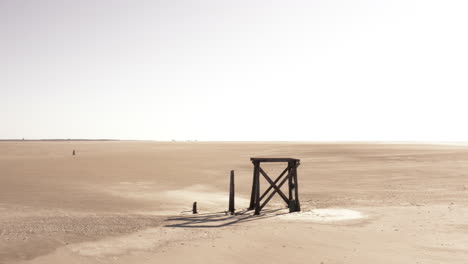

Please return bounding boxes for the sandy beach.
[1,141,468,263]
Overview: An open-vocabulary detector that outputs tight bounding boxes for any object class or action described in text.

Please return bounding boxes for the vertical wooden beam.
[293,161,301,211]
[254,161,261,215]
[229,170,235,215]
[193,201,198,214]
[287,161,293,207]
[248,162,257,210]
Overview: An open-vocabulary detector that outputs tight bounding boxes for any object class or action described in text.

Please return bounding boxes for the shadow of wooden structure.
[248,158,301,215]
[165,209,288,228]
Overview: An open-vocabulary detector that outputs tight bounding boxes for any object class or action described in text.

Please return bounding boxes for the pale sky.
[1,0,468,141]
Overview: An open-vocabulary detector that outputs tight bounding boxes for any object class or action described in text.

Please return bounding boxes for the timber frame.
[248,158,301,215]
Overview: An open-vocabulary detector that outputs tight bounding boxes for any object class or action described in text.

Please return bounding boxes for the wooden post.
[249,164,256,210]
[193,201,198,214]
[254,161,261,215]
[287,162,293,208]
[229,170,235,215]
[293,161,301,211]
[72,150,75,156]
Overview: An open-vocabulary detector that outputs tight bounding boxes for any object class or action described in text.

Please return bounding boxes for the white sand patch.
[279,209,365,222]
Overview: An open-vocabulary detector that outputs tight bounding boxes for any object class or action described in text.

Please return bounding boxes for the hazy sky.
[1,0,468,141]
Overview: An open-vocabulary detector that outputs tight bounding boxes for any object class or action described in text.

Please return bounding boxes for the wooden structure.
[248,158,301,215]
[228,170,235,215]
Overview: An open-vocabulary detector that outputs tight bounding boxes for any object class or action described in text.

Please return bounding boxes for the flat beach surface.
[1,141,468,263]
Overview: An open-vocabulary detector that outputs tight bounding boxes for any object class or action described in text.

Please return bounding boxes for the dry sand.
[1,141,468,263]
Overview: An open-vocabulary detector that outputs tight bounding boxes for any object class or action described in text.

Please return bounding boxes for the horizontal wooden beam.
[251,157,300,163]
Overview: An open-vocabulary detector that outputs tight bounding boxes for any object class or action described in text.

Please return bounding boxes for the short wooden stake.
[192,201,198,214]
[72,150,75,156]
[229,170,235,215]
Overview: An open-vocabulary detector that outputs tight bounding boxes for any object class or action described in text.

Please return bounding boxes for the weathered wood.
[248,165,257,210]
[259,171,291,211]
[259,167,289,201]
[289,199,296,213]
[229,170,235,215]
[192,201,198,214]
[251,158,300,162]
[254,161,261,215]
[293,162,301,211]
[247,158,301,214]
[258,167,289,205]
[288,162,293,208]
[72,150,75,156]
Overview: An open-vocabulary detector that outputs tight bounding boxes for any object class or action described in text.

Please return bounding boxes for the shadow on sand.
[164,208,289,228]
